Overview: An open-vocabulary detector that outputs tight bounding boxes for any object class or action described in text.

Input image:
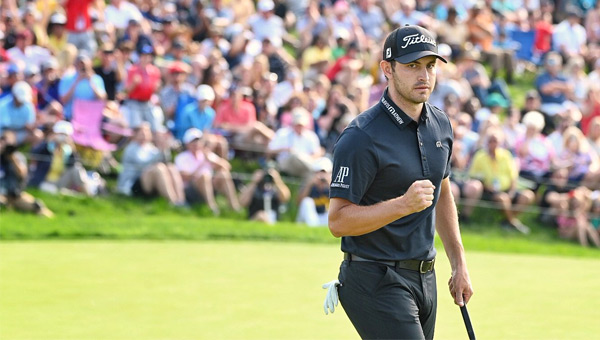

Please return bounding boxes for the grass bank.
[1,190,599,258]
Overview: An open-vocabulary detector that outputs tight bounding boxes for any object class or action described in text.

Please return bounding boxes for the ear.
[380,60,392,79]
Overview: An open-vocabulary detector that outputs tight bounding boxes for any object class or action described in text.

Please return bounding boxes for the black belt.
[344,253,435,274]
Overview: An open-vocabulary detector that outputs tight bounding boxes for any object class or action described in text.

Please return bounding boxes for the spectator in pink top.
[175,128,241,215]
[214,85,274,151]
[515,111,555,191]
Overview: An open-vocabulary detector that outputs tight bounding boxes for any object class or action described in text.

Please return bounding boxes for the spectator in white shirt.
[104,0,145,32]
[7,30,51,70]
[268,107,326,178]
[552,10,588,60]
[249,0,285,48]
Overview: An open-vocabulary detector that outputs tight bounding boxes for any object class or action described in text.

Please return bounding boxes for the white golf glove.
[322,280,341,315]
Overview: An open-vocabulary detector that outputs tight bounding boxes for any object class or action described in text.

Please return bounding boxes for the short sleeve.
[329,127,378,204]
[444,122,453,179]
[175,153,196,174]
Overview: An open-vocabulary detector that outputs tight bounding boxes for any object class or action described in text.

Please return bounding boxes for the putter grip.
[460,305,476,340]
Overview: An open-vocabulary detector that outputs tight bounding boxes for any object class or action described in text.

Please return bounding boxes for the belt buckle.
[419,259,434,273]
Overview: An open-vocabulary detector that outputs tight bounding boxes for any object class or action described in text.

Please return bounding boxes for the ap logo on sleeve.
[331,166,350,189]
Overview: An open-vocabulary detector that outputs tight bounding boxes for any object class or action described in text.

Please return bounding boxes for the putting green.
[1,241,598,339]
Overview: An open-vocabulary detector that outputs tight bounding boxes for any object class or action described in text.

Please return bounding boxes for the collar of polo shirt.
[380,88,429,129]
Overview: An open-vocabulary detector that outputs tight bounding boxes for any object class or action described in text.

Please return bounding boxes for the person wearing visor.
[325,25,473,339]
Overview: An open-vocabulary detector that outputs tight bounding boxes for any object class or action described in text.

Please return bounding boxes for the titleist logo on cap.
[401,34,437,49]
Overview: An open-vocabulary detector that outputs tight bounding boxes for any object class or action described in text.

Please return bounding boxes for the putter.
[460,299,476,340]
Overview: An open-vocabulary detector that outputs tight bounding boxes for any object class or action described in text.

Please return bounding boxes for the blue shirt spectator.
[174,85,216,141]
[58,55,107,120]
[0,82,36,144]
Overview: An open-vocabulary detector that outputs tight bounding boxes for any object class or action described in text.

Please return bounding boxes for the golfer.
[327,25,473,339]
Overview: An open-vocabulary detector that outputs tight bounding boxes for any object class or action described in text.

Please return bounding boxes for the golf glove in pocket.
[322,280,340,315]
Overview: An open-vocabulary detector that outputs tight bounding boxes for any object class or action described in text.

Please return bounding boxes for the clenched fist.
[403,180,436,214]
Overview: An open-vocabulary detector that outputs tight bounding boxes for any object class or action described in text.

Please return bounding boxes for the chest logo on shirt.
[436,141,442,148]
[331,166,350,189]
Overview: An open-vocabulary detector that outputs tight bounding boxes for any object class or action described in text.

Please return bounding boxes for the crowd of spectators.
[0,0,599,246]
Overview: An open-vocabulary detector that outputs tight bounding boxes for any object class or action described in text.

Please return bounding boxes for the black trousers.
[338,260,437,340]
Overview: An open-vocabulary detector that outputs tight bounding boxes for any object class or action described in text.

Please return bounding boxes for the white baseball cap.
[291,108,310,127]
[53,120,74,136]
[12,81,32,103]
[196,84,215,101]
[257,0,275,12]
[182,128,203,144]
[312,157,333,173]
[49,12,67,25]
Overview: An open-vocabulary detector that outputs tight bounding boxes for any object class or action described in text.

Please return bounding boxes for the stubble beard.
[391,72,431,106]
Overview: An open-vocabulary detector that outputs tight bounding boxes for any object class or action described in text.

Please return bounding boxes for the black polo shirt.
[330,88,453,261]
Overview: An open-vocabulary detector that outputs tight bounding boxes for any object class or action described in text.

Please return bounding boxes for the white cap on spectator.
[257,0,275,12]
[42,57,60,71]
[292,108,310,127]
[12,81,32,103]
[53,121,74,136]
[196,84,215,101]
[312,158,333,173]
[522,111,545,132]
[437,43,452,59]
[183,128,203,144]
[49,12,67,25]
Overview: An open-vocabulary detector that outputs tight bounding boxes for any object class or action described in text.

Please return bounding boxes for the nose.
[418,68,429,83]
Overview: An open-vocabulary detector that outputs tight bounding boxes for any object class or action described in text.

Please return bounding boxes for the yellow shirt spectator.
[469,147,517,192]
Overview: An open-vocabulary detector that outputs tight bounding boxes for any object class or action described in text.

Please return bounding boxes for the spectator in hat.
[239,166,291,224]
[0,130,54,218]
[473,92,509,133]
[58,53,107,120]
[391,0,434,29]
[160,60,195,122]
[104,0,145,32]
[63,0,102,55]
[0,81,42,146]
[117,122,186,205]
[122,45,162,132]
[6,29,51,70]
[175,128,241,215]
[164,38,189,64]
[36,58,61,111]
[535,52,574,117]
[93,44,125,101]
[46,12,69,57]
[249,0,285,48]
[28,120,100,195]
[177,84,229,159]
[296,158,333,227]
[553,9,588,61]
[267,107,325,178]
[214,85,275,152]
[199,26,230,59]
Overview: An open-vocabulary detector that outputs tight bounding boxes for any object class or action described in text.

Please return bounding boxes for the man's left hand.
[448,268,473,306]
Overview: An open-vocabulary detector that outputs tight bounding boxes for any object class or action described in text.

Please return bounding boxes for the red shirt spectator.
[126,63,161,102]
[64,0,94,32]
[534,14,553,54]
[215,96,257,127]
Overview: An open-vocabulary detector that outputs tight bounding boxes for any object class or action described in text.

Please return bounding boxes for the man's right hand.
[402,180,435,213]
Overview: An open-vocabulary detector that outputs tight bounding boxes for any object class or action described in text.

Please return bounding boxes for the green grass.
[1,241,599,340]
[1,190,599,258]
